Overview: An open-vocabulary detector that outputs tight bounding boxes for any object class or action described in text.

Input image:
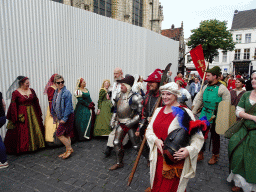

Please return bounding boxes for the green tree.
[187,19,235,63]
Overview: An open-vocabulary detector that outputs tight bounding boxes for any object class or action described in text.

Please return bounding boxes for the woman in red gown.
[4,76,45,154]
[146,82,204,192]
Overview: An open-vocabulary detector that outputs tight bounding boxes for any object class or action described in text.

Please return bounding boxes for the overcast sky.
[160,0,256,39]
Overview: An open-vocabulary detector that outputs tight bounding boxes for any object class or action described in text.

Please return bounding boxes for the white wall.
[0,0,179,137]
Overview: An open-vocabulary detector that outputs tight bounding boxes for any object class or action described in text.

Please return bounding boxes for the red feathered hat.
[144,69,163,83]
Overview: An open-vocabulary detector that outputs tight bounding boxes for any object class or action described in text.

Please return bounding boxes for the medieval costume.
[146,83,204,192]
[137,69,162,161]
[94,80,112,136]
[74,78,95,140]
[227,91,256,192]
[4,76,45,154]
[109,76,143,170]
[192,66,230,164]
[230,89,246,107]
[44,74,60,146]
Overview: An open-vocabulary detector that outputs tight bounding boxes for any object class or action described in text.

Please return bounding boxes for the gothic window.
[94,0,112,17]
[132,0,143,27]
[52,0,63,3]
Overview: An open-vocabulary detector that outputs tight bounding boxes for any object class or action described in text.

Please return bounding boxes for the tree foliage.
[187,19,235,63]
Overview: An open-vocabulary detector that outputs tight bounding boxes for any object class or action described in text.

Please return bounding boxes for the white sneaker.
[0,162,9,169]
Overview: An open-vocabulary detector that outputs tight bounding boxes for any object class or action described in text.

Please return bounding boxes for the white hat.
[159,82,181,96]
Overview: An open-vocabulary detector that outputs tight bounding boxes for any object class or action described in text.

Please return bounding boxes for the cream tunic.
[146,107,204,192]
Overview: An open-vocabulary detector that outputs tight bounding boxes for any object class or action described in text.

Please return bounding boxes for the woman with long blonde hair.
[94,79,113,136]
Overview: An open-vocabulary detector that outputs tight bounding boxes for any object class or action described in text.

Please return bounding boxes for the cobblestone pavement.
[0,95,233,192]
[0,135,232,192]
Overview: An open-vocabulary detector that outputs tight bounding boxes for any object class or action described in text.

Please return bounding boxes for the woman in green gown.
[94,80,112,136]
[227,72,256,192]
[74,78,95,141]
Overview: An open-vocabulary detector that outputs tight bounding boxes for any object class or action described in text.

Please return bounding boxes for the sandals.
[62,149,74,159]
[58,148,74,159]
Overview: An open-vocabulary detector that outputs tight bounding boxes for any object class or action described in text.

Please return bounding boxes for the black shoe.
[105,146,113,157]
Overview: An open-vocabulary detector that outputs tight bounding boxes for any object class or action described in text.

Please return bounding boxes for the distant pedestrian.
[230,78,246,107]
[4,76,45,154]
[51,75,74,159]
[227,72,256,192]
[176,80,191,106]
[94,79,112,137]
[189,77,201,102]
[228,75,236,90]
[0,92,8,168]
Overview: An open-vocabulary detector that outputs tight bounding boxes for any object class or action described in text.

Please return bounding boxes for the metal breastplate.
[116,93,134,122]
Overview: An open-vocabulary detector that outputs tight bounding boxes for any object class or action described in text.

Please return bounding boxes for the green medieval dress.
[94,89,112,136]
[228,91,256,191]
[74,89,93,140]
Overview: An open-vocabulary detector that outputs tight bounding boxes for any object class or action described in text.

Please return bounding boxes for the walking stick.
[127,97,162,186]
[127,63,172,186]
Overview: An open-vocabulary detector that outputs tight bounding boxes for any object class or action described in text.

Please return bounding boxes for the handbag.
[224,103,256,139]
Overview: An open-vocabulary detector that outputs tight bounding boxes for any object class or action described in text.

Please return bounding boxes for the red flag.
[190,44,206,78]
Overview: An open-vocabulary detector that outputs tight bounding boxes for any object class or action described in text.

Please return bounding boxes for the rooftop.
[231,9,256,30]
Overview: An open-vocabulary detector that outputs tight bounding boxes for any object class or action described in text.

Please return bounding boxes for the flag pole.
[200,61,209,92]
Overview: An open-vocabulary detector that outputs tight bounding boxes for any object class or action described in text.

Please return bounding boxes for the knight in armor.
[109,75,143,170]
[135,69,163,162]
[105,68,129,157]
[192,66,230,164]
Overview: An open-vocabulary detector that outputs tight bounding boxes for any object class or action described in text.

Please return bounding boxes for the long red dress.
[151,107,182,192]
[4,89,45,154]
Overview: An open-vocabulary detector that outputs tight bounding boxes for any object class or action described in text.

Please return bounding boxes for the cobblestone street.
[0,135,232,192]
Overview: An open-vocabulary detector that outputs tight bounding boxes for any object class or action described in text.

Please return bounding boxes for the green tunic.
[94,89,112,136]
[199,84,222,121]
[74,90,92,140]
[228,91,256,184]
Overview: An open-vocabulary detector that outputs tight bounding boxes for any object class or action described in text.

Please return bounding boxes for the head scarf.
[159,82,181,97]
[43,74,58,95]
[6,76,28,100]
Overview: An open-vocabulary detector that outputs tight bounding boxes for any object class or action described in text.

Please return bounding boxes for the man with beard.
[192,66,230,164]
[135,69,163,163]
[109,76,143,170]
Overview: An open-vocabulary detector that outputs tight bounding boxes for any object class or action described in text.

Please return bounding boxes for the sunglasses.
[56,81,65,85]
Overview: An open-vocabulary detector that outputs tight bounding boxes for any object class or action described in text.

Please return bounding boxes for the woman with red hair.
[74,78,95,141]
[44,74,61,146]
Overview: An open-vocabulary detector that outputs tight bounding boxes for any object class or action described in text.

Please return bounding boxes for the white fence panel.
[0,0,179,138]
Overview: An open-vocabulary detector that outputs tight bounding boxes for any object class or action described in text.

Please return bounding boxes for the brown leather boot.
[197,151,204,161]
[109,163,124,170]
[208,154,219,165]
[145,187,151,192]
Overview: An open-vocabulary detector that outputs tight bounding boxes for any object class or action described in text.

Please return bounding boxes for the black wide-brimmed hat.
[117,75,134,87]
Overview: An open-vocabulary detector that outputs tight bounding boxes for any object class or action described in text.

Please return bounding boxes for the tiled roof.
[231,9,256,30]
[161,28,182,41]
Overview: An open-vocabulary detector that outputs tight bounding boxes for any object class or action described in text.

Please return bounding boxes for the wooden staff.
[200,61,209,92]
[127,97,162,186]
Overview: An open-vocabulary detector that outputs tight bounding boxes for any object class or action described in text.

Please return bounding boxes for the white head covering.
[159,82,181,96]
